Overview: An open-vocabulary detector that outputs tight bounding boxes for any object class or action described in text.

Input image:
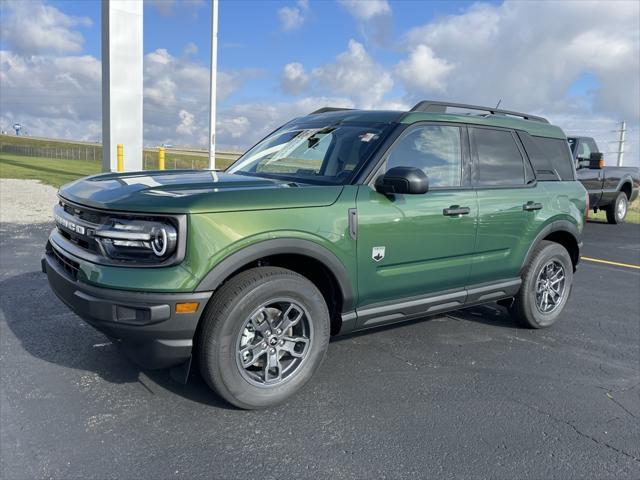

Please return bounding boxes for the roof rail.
[410,100,549,124]
[309,107,354,115]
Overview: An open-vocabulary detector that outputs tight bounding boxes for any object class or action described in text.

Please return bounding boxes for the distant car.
[44,101,587,409]
[568,136,639,223]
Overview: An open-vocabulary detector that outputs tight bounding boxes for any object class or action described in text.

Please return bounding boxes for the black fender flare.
[195,238,355,311]
[520,220,582,273]
[616,176,634,197]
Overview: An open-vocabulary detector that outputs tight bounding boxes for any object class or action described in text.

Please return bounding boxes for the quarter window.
[383,125,462,188]
[534,137,575,181]
[471,128,526,186]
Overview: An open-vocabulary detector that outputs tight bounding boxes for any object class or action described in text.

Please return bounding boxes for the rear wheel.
[606,192,628,224]
[197,267,330,409]
[509,241,573,328]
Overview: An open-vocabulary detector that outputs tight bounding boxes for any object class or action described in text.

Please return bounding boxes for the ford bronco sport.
[44,101,587,409]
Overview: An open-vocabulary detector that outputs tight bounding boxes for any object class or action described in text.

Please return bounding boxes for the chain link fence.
[0,140,240,170]
[0,142,101,161]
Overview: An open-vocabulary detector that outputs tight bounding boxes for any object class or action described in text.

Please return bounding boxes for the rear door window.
[470,128,526,187]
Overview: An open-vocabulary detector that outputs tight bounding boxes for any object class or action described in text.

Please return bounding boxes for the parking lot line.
[581,256,640,270]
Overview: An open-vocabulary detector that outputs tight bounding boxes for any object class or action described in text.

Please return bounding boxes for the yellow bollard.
[116,144,124,172]
[158,147,165,170]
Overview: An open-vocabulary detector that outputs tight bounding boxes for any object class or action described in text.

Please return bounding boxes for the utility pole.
[208,0,219,170]
[616,121,626,166]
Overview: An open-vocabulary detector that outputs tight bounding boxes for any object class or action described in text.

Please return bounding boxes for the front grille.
[63,203,105,224]
[55,200,104,255]
[51,246,80,280]
[58,228,99,253]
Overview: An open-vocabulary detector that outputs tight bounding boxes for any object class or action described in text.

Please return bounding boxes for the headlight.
[94,218,178,263]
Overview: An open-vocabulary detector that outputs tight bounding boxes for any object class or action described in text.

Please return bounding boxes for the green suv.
[44,101,587,409]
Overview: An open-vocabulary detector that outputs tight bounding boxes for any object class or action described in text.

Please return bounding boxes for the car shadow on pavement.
[0,270,233,409]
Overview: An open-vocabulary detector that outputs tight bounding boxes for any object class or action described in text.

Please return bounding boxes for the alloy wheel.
[235,299,312,387]
[535,260,566,314]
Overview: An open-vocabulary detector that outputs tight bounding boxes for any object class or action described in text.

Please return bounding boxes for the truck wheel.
[197,267,330,409]
[509,241,573,329]
[606,192,628,224]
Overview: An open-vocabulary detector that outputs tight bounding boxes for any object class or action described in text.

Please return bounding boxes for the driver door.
[575,138,603,206]
[355,124,478,326]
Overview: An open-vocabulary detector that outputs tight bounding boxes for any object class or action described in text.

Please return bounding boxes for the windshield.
[227,123,391,184]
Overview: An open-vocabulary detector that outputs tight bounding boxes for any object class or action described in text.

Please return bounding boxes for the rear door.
[468,127,547,285]
[355,123,478,317]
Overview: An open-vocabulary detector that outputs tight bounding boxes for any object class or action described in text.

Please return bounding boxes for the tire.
[509,241,573,329]
[197,267,330,409]
[606,192,628,224]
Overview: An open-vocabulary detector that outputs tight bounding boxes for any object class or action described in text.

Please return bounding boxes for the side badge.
[372,246,385,262]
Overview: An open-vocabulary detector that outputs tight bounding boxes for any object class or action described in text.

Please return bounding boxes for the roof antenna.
[495,98,502,109]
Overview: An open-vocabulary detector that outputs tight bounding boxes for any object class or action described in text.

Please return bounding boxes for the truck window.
[470,128,526,186]
[577,140,592,161]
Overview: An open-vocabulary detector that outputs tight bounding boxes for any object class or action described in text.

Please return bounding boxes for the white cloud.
[281,62,309,95]
[0,51,101,123]
[278,0,310,32]
[337,0,390,21]
[399,1,640,121]
[0,0,91,55]
[216,96,355,150]
[176,109,195,136]
[311,39,393,108]
[142,48,262,146]
[395,45,453,94]
[337,0,392,45]
[393,0,639,165]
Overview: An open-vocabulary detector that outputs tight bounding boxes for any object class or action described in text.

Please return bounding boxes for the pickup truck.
[568,136,640,223]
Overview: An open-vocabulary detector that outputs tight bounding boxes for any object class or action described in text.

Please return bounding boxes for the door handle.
[443,205,471,216]
[523,201,543,211]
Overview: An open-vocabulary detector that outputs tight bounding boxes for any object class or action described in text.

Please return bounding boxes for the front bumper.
[43,242,212,369]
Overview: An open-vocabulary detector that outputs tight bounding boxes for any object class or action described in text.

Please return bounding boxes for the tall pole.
[101,0,143,172]
[616,121,626,167]
[208,0,219,170]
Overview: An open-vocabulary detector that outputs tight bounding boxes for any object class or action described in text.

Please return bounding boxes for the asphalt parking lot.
[1,220,639,479]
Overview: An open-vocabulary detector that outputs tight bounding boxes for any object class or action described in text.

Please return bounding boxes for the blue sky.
[1,0,638,164]
[47,0,495,106]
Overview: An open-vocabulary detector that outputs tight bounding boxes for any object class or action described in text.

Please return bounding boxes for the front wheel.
[197,267,330,409]
[509,241,573,329]
[606,192,628,224]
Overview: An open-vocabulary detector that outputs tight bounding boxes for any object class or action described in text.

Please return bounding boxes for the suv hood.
[59,170,343,213]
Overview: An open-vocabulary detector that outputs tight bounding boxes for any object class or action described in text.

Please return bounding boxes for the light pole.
[616,121,626,167]
[208,0,219,170]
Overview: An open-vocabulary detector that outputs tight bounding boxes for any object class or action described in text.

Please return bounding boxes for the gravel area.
[0,179,58,224]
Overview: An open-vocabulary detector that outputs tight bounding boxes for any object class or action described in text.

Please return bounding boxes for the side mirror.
[375,166,429,195]
[589,152,605,169]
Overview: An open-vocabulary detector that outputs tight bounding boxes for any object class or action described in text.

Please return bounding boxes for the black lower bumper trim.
[43,249,212,369]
